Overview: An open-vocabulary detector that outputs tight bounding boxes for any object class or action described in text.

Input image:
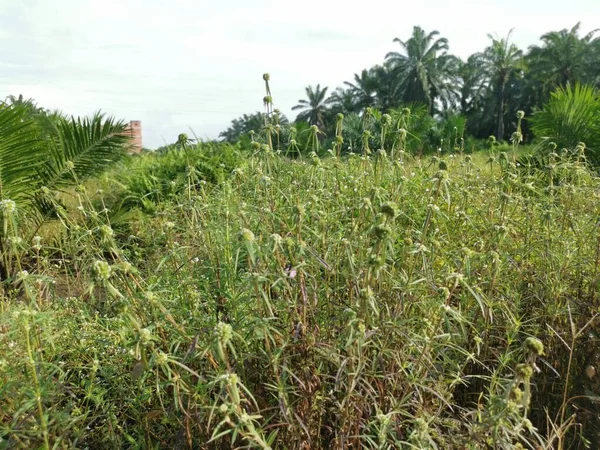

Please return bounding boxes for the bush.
[112,141,243,214]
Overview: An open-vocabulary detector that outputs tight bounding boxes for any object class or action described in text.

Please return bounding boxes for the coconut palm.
[292,84,334,130]
[475,30,523,140]
[385,26,459,113]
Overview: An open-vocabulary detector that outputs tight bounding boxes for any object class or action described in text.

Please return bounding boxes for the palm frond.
[0,104,45,206]
[39,112,130,191]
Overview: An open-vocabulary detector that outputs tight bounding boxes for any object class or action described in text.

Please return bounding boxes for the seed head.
[381,202,398,219]
[373,224,392,240]
[509,386,523,402]
[216,322,233,345]
[239,228,255,243]
[92,260,112,281]
[156,352,169,365]
[100,224,114,237]
[139,328,152,345]
[0,199,16,214]
[515,363,534,380]
[524,337,544,356]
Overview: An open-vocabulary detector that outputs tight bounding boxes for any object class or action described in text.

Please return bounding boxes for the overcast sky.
[1,0,598,149]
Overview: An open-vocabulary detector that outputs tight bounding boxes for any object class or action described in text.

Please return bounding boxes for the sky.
[0,0,598,149]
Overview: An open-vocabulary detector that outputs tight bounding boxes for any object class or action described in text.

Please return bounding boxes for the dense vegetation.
[1,69,600,448]
[221,23,600,154]
[2,21,600,449]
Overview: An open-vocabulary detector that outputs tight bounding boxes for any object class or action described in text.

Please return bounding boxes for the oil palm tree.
[0,103,130,222]
[292,84,334,130]
[385,26,459,113]
[476,30,523,140]
[328,87,360,115]
[342,69,379,111]
[528,23,599,88]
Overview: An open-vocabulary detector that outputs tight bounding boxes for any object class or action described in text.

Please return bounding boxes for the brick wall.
[124,120,143,153]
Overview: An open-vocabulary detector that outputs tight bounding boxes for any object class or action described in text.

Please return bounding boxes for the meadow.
[1,103,600,450]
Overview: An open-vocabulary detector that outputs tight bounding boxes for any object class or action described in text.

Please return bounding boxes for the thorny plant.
[1,76,599,449]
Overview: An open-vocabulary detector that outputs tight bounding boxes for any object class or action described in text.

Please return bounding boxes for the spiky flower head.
[216,322,233,345]
[156,351,169,365]
[381,202,398,219]
[515,363,534,380]
[509,386,524,403]
[524,337,544,356]
[239,228,255,243]
[100,224,114,237]
[0,199,16,214]
[373,224,392,240]
[92,260,112,281]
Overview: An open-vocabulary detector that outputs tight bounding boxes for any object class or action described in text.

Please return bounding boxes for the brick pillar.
[125,120,143,153]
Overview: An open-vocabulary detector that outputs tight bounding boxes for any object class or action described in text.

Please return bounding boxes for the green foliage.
[113,141,242,214]
[385,25,460,113]
[530,83,600,165]
[0,102,45,208]
[2,126,600,447]
[220,111,289,145]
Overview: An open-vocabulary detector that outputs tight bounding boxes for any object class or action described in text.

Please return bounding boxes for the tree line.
[221,23,600,148]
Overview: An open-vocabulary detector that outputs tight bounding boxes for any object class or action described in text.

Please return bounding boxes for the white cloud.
[1,0,598,148]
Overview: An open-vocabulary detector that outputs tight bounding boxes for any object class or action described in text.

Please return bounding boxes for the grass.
[1,136,599,448]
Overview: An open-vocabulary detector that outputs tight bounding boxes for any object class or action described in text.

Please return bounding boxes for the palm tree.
[385,26,459,113]
[527,23,599,96]
[476,30,523,140]
[292,84,333,130]
[0,103,130,279]
[328,87,360,115]
[342,69,378,111]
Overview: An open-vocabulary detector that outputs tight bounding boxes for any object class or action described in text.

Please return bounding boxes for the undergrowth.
[1,79,599,450]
